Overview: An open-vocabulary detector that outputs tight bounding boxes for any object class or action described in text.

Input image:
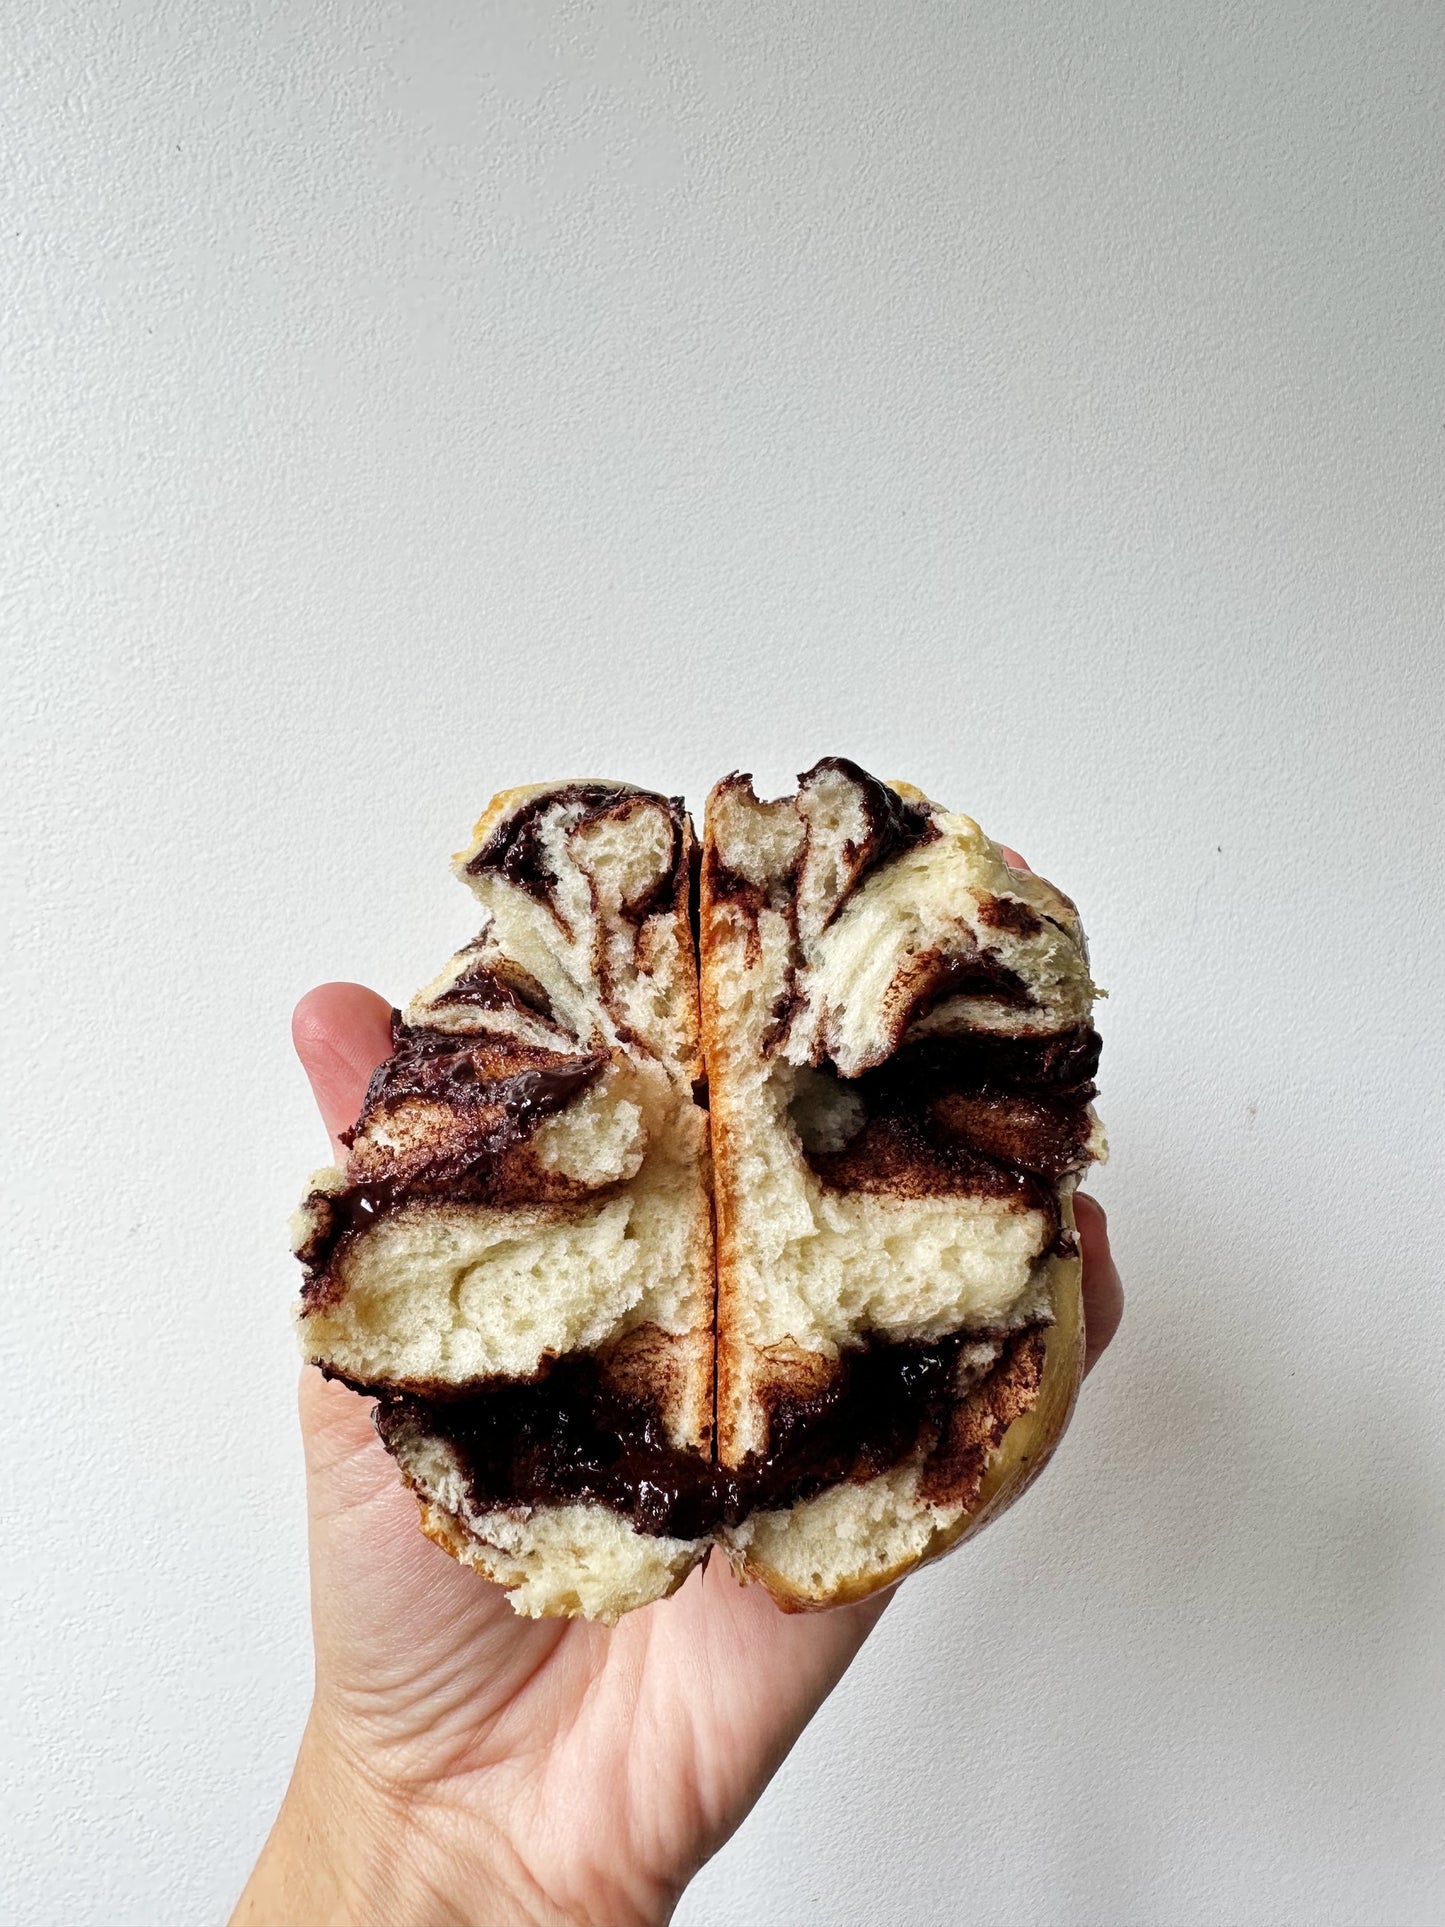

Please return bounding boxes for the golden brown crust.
[697,861,749,1470]
[668,808,705,1086]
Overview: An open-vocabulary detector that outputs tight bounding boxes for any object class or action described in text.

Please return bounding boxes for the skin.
[234,958,1123,1927]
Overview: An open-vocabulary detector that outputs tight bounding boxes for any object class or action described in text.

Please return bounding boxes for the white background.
[5,4,1443,1922]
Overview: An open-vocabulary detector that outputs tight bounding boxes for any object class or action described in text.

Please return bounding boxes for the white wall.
[5,4,1443,1921]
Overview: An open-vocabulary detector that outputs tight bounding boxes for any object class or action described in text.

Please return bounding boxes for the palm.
[290,981,1121,1926]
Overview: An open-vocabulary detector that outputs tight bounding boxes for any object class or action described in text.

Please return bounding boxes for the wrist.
[230,1714,524,1927]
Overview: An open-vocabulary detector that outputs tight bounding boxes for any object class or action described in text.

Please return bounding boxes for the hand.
[234,979,1123,1927]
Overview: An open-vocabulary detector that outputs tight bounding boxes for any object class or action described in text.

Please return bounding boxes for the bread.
[293,782,716,1621]
[699,759,1103,1607]
[292,762,1104,1621]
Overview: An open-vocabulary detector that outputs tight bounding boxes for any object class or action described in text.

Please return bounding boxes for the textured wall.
[5,4,1443,1922]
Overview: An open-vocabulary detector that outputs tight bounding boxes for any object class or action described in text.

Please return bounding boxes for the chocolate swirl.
[366,1321,1047,1540]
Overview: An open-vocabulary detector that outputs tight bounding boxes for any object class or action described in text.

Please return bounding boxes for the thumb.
[293,982,395,1156]
[299,1367,396,1524]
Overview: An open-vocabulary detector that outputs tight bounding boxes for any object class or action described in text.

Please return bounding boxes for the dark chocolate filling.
[800,756,940,923]
[977,892,1044,938]
[466,782,685,920]
[895,950,1038,1024]
[465,782,631,899]
[800,1028,1099,1226]
[366,1323,1045,1540]
[312,1024,1096,1523]
[355,1017,603,1116]
[705,761,939,931]
[297,1017,607,1306]
[437,958,557,1021]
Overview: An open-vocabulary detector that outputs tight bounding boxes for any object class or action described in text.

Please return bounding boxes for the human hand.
[233,973,1122,1927]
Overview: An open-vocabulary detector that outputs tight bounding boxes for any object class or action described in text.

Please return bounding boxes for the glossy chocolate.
[465,782,633,901]
[367,1322,1047,1539]
[466,783,686,924]
[801,1028,1100,1220]
[437,957,557,1021]
[358,1018,602,1116]
[800,756,939,923]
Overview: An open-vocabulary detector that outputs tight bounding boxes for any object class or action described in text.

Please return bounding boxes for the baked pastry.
[292,762,1104,1621]
[700,759,1103,1606]
[293,783,716,1621]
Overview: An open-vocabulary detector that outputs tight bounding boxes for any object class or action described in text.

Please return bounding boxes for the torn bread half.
[293,782,715,1621]
[700,758,1104,1608]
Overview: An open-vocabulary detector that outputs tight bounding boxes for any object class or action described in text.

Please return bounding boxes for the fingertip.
[1074,1190,1108,1233]
[1074,1191,1124,1375]
[998,844,1030,871]
[292,982,395,1149]
[292,981,394,1060]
